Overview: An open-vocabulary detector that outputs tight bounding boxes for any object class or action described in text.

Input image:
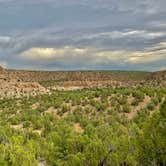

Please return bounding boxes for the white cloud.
[151,42,166,50]
[19,42,166,67]
[20,47,88,60]
[19,47,91,67]
[21,48,58,60]
[127,50,166,63]
[80,30,166,40]
[126,42,166,63]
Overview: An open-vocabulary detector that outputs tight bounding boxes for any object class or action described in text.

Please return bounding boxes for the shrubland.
[0,86,165,166]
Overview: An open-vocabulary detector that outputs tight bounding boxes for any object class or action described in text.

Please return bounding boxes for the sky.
[0,0,166,71]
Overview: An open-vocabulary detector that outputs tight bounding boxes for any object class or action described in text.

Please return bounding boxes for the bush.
[9,117,19,125]
[131,99,139,106]
[132,91,144,101]
[33,120,43,129]
[123,104,131,113]
[151,98,159,106]
[147,102,155,111]
[61,104,70,113]
[115,103,121,112]
[160,99,166,118]
[110,97,117,107]
[118,97,127,105]
[23,121,31,128]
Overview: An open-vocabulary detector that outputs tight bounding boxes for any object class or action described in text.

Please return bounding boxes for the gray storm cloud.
[0,0,166,71]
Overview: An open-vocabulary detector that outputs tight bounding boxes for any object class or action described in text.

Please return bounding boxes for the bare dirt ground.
[31,102,40,110]
[73,123,84,133]
[10,124,23,130]
[126,95,151,119]
[45,107,58,114]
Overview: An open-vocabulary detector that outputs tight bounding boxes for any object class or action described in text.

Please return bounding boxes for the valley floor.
[0,86,165,166]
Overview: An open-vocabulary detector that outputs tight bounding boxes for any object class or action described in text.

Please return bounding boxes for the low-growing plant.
[131,98,140,106]
[147,102,155,111]
[23,121,31,128]
[61,104,70,113]
[123,104,131,113]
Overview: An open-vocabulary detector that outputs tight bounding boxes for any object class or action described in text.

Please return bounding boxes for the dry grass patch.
[10,124,23,130]
[31,102,40,110]
[126,95,151,119]
[33,129,42,135]
[45,106,58,114]
[73,123,84,133]
[133,95,151,111]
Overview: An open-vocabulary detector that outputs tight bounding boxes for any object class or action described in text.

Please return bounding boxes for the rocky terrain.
[146,70,166,87]
[0,66,165,166]
[7,70,149,82]
[0,67,49,98]
[0,66,165,98]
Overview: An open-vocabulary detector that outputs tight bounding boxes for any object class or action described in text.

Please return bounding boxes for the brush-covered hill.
[0,66,151,98]
[7,69,149,82]
[146,70,166,87]
[5,68,150,88]
[0,66,165,165]
[147,70,166,81]
[1,66,166,85]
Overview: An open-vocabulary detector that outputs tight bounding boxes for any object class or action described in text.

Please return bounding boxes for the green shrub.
[9,117,19,125]
[61,104,70,113]
[160,99,166,118]
[123,104,131,113]
[33,120,43,129]
[118,97,127,105]
[23,121,31,128]
[131,99,139,106]
[147,102,155,111]
[132,91,144,101]
[151,98,159,106]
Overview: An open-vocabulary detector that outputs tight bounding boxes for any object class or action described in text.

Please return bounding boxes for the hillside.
[147,70,166,81]
[146,70,166,87]
[0,66,166,98]
[0,67,48,99]
[0,85,165,165]
[0,66,165,165]
[6,68,150,88]
[6,69,149,82]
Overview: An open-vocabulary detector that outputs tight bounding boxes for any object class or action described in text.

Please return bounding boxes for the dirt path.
[127,95,151,119]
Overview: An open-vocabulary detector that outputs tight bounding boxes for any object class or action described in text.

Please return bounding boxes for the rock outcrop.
[0,66,165,98]
[0,66,49,99]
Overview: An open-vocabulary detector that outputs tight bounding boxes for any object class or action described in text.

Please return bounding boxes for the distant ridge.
[0,66,165,98]
[1,66,166,86]
[147,70,166,80]
[147,70,166,81]
[6,69,150,82]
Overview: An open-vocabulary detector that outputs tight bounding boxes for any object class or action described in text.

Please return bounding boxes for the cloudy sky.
[0,0,166,71]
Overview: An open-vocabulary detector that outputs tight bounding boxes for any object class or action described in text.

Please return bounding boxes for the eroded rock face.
[146,70,166,88]
[0,82,48,99]
[5,70,149,82]
[0,68,47,99]
[0,66,51,99]
[0,66,165,99]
